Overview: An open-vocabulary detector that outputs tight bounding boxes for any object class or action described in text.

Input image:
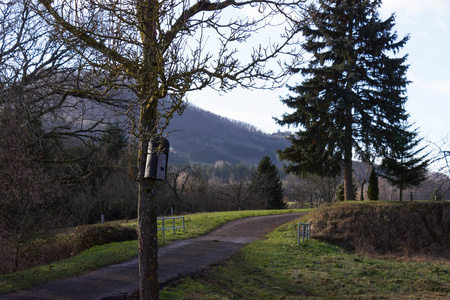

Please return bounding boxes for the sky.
[186,0,450,165]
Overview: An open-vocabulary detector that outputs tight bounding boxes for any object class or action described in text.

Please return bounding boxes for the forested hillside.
[166,105,289,166]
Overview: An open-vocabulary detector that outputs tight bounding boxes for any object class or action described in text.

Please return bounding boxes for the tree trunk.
[343,15,355,201]
[138,137,159,300]
[136,78,159,299]
[137,0,161,297]
[343,106,353,201]
[360,181,365,201]
[399,188,403,201]
[343,157,353,201]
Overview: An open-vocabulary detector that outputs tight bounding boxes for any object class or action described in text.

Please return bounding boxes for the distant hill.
[166,105,290,166]
[49,91,289,166]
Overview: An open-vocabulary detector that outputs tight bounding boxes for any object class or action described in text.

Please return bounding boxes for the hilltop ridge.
[166,105,290,165]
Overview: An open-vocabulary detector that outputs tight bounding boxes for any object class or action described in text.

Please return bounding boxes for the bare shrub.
[0,110,64,273]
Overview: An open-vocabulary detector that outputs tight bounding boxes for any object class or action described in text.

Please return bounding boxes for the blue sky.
[187,0,450,163]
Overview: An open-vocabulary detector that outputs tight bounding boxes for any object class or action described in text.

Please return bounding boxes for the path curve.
[1,212,304,300]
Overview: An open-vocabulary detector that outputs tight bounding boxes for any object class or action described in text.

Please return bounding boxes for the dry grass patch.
[308,201,450,260]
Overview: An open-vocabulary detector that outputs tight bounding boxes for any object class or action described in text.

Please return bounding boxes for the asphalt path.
[1,212,304,300]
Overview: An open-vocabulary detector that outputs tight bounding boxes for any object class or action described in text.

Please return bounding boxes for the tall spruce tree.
[277,0,411,200]
[251,156,285,209]
[379,126,429,201]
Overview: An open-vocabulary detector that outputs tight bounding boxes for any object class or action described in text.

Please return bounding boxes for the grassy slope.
[0,209,307,294]
[162,210,450,299]
[308,201,450,258]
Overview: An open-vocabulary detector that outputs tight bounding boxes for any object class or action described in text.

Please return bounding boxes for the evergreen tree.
[379,127,429,201]
[367,167,379,200]
[251,156,285,209]
[336,182,356,201]
[336,184,345,202]
[430,189,442,201]
[101,124,128,160]
[277,0,410,201]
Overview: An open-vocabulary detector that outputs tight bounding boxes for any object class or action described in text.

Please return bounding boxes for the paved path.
[1,212,304,300]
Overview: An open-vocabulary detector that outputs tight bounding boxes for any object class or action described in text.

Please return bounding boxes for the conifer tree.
[336,184,345,202]
[379,127,429,201]
[367,167,379,200]
[277,0,411,201]
[251,156,285,209]
[430,189,442,201]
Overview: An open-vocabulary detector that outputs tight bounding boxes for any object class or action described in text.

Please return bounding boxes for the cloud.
[381,0,448,17]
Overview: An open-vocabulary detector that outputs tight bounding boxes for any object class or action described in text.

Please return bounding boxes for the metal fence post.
[157,216,185,238]
[172,218,176,236]
[298,222,311,245]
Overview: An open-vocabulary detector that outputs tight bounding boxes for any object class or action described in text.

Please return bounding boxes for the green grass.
[0,209,308,294]
[161,219,450,299]
[0,241,138,294]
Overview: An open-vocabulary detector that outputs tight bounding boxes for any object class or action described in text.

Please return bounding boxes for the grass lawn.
[161,219,450,299]
[0,209,307,294]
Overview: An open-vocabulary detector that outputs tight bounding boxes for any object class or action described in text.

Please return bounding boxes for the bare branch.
[37,0,137,74]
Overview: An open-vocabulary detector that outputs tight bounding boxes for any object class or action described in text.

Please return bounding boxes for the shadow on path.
[1,212,304,300]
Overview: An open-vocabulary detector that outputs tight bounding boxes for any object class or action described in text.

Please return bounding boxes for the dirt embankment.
[308,202,450,259]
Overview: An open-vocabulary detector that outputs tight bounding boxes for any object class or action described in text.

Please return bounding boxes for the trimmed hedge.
[0,224,137,275]
[71,224,137,253]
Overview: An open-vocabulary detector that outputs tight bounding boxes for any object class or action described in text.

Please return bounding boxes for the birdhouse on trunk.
[144,138,170,180]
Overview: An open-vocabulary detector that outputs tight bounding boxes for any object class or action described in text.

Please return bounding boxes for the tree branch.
[38,0,137,74]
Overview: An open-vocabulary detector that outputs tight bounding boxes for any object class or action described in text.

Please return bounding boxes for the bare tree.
[35,0,306,297]
[304,174,339,206]
[185,165,210,211]
[0,0,138,273]
[0,109,63,273]
[97,172,138,222]
[0,0,75,273]
[427,135,450,197]
[164,165,191,215]
[282,174,305,206]
[1,0,131,182]
[68,184,98,225]
[353,162,372,201]
[218,174,254,210]
[283,174,339,208]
